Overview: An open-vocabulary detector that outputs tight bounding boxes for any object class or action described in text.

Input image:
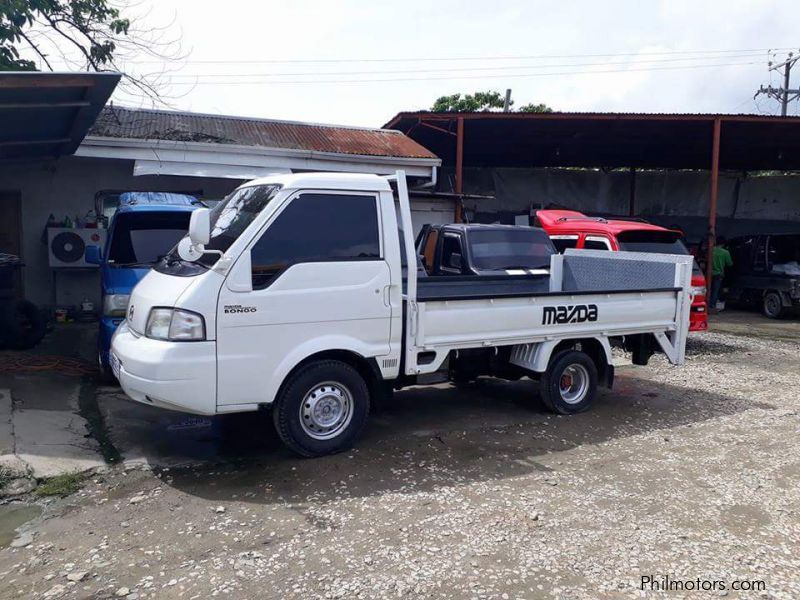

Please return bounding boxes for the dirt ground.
[1,310,800,599]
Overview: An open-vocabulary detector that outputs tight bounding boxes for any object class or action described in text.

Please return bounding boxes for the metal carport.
[0,71,121,163]
[385,111,800,283]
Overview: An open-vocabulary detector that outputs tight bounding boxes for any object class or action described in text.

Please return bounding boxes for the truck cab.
[727,233,800,318]
[534,210,708,332]
[85,192,200,378]
[415,223,554,276]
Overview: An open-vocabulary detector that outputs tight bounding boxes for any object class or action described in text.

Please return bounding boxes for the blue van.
[85,192,200,379]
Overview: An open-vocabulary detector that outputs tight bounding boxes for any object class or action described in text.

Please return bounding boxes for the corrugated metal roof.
[384,111,800,126]
[90,106,437,159]
[386,110,800,171]
[0,71,121,162]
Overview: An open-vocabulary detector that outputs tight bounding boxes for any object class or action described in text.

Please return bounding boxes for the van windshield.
[468,228,555,271]
[108,212,191,267]
[617,230,688,254]
[617,230,702,276]
[157,184,281,275]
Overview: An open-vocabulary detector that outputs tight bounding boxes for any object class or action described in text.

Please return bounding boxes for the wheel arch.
[550,337,613,388]
[272,348,382,410]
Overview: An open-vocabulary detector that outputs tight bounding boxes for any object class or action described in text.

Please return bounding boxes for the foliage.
[0,1,182,102]
[35,471,84,497]
[431,91,508,112]
[0,0,130,71]
[431,90,553,113]
[518,102,553,113]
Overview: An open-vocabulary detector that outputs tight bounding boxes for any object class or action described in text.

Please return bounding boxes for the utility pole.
[503,89,512,112]
[755,52,800,116]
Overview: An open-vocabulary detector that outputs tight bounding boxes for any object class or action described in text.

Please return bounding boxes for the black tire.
[272,360,370,457]
[762,291,785,319]
[539,350,598,415]
[97,350,118,384]
[0,300,46,350]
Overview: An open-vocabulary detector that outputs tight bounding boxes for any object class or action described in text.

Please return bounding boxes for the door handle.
[383,285,394,307]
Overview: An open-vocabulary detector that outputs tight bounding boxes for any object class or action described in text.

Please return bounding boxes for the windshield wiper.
[495,264,549,271]
[110,261,152,268]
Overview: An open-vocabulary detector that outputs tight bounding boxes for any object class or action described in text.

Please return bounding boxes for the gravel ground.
[1,326,799,599]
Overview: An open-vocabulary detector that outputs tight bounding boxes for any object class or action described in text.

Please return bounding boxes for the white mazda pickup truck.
[111,171,693,457]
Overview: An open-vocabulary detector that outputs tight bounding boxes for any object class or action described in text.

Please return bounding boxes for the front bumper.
[111,321,217,415]
[98,316,124,367]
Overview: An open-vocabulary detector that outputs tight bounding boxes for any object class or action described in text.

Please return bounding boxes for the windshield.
[617,230,702,276]
[468,228,555,271]
[108,212,191,267]
[157,184,281,275]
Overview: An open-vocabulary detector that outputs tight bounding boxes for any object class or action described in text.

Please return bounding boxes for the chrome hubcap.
[299,381,353,440]
[558,364,589,405]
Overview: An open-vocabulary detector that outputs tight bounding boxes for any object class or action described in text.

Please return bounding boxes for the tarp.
[442,167,800,242]
[448,167,800,219]
[118,192,198,207]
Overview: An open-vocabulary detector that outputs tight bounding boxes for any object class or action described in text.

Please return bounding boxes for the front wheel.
[762,291,785,319]
[273,360,370,457]
[97,350,117,384]
[539,350,598,415]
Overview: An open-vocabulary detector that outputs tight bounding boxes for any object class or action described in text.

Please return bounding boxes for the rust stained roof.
[89,106,438,160]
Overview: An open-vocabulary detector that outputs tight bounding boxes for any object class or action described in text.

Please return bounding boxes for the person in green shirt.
[709,235,733,311]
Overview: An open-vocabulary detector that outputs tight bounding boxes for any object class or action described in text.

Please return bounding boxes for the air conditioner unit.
[47,228,106,268]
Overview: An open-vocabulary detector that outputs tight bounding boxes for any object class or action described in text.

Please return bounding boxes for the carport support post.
[454,117,464,223]
[706,118,722,288]
[628,167,636,216]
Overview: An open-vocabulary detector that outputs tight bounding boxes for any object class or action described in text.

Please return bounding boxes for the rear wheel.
[763,291,785,319]
[273,360,370,457]
[539,350,598,415]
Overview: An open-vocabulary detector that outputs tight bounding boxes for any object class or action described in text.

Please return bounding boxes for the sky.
[24,0,800,125]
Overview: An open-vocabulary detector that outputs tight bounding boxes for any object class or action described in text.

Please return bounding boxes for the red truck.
[534,210,708,332]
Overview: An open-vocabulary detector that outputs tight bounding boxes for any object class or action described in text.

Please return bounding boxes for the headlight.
[145,308,206,341]
[103,294,130,317]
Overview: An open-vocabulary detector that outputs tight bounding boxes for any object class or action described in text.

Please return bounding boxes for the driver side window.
[439,234,464,274]
[250,193,380,288]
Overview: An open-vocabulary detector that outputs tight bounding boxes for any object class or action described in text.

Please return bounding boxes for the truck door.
[215,191,392,407]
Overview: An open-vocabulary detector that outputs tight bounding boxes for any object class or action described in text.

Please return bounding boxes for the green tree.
[0,0,130,71]
[431,90,553,113]
[431,91,508,112]
[518,102,553,113]
[0,1,181,101]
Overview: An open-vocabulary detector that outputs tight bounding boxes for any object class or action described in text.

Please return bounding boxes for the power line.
[755,52,800,116]
[161,59,763,86]
[157,51,772,79]
[128,46,794,65]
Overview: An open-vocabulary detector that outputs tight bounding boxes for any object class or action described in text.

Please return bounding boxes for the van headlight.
[145,308,206,341]
[103,294,130,317]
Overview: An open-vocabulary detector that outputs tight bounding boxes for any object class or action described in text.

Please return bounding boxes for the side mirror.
[448,252,462,271]
[189,208,210,245]
[84,245,102,265]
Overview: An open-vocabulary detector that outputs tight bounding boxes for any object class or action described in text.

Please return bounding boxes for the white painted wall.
[0,155,240,308]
